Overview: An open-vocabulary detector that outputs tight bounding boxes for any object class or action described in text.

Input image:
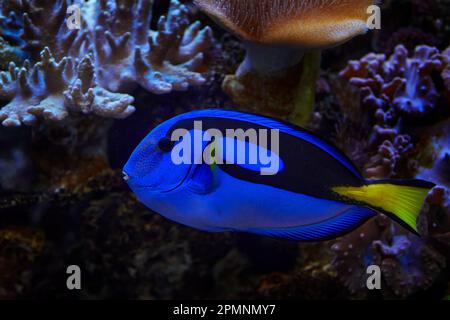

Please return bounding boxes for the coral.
[222,50,322,124]
[442,46,450,104]
[92,0,213,94]
[340,45,445,121]
[338,44,450,179]
[419,187,450,255]
[253,242,343,300]
[0,0,213,126]
[373,0,450,53]
[417,119,450,187]
[0,37,27,70]
[17,0,89,60]
[0,3,28,69]
[331,213,447,298]
[364,135,413,179]
[194,0,373,46]
[0,48,135,126]
[0,2,25,48]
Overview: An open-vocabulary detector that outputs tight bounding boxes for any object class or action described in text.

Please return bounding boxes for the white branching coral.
[93,0,213,93]
[0,48,135,126]
[0,0,213,127]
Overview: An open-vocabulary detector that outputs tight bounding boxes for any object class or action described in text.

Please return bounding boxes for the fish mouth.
[123,164,193,194]
[122,171,130,182]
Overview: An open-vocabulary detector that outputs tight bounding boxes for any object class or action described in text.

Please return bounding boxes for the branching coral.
[340,45,445,121]
[0,2,25,48]
[0,48,135,126]
[417,118,450,187]
[0,36,28,70]
[0,0,213,127]
[92,0,213,93]
[18,0,89,60]
[338,44,449,179]
[364,135,413,179]
[0,3,28,69]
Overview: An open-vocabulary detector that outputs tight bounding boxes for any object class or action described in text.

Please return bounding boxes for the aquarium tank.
[0,0,449,304]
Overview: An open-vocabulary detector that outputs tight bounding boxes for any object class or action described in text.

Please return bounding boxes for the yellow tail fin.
[332,180,435,233]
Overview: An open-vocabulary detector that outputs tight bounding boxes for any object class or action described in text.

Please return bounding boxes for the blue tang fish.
[123,109,434,241]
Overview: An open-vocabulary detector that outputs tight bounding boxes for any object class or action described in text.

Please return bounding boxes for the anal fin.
[244,206,377,241]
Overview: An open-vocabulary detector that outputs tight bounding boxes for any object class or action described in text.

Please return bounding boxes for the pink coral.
[364,135,413,179]
[338,45,450,180]
[340,45,445,121]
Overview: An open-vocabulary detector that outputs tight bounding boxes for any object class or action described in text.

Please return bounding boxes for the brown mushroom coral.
[195,0,375,124]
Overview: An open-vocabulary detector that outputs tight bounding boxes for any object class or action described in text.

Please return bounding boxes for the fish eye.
[157,137,174,153]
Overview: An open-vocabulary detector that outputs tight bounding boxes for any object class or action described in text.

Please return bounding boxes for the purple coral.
[0,2,25,48]
[442,47,450,104]
[0,49,135,126]
[365,135,413,179]
[338,44,450,179]
[340,45,446,121]
[417,119,450,187]
[91,0,213,94]
[331,213,446,298]
[0,0,213,127]
[419,187,450,252]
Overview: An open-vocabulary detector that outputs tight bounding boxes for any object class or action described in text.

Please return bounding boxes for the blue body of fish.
[123,110,434,240]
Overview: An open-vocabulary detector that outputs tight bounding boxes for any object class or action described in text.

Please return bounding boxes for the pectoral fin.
[185,162,218,194]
